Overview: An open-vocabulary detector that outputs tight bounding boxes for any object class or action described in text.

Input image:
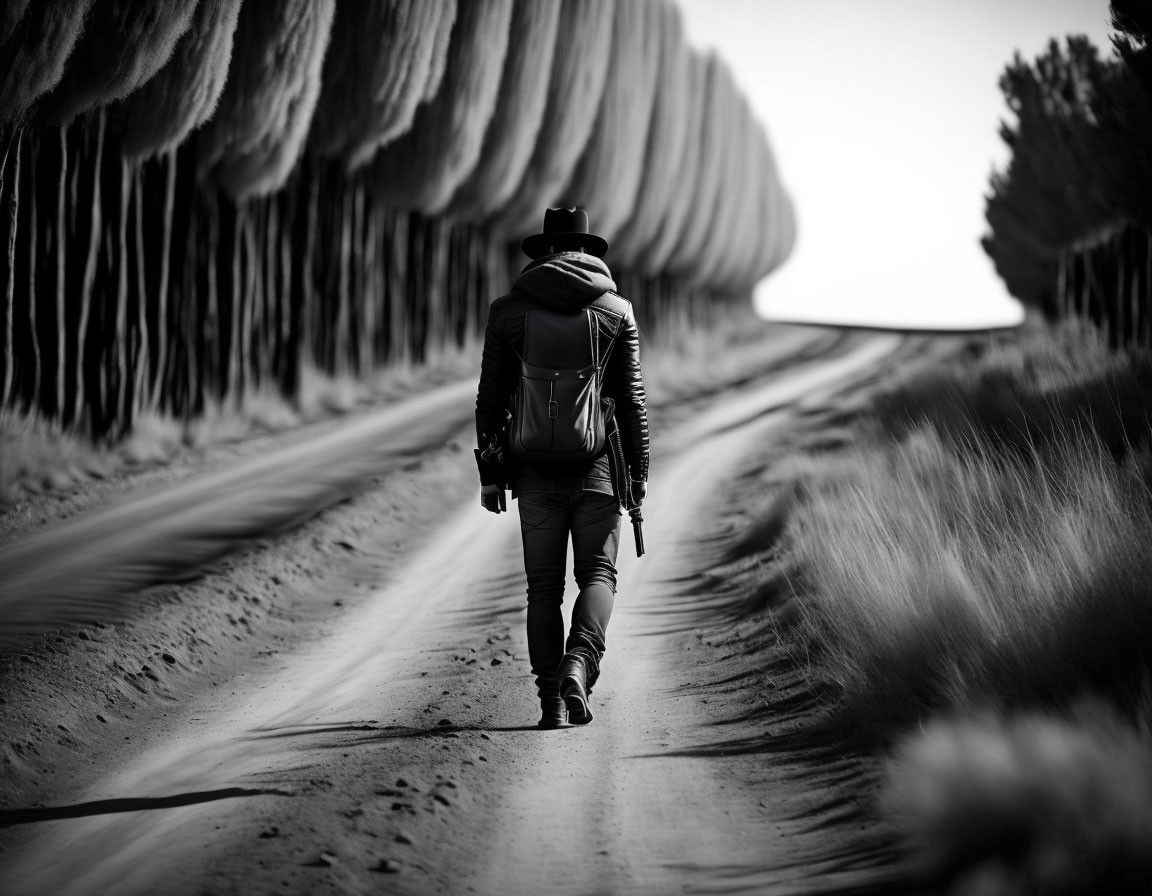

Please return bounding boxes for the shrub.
[881,703,1152,894]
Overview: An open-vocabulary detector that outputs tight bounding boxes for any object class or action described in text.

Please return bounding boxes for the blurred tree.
[985,39,1114,319]
[666,56,735,281]
[0,0,796,438]
[199,0,335,200]
[450,0,562,219]
[40,0,198,126]
[311,0,457,171]
[494,0,615,238]
[642,52,707,276]
[611,2,692,271]
[115,0,244,418]
[370,0,514,214]
[120,0,244,161]
[1099,0,1152,228]
[0,0,96,123]
[556,0,663,244]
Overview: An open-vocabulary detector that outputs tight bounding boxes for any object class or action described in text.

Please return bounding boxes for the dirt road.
[0,333,901,895]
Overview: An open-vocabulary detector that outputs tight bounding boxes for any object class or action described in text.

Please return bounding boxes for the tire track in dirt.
[0,380,477,649]
[470,335,901,895]
[0,335,900,895]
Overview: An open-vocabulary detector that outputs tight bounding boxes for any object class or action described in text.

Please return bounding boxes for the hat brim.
[521,231,609,259]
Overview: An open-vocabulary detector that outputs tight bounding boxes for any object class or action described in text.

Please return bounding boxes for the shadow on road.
[249,721,555,745]
[0,786,291,828]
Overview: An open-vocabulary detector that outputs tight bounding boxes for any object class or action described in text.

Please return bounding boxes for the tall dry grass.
[764,318,1152,889]
[778,319,1152,732]
[784,424,1152,729]
[868,318,1152,462]
[0,345,479,509]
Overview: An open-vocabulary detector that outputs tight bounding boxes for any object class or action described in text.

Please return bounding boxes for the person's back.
[475,207,649,728]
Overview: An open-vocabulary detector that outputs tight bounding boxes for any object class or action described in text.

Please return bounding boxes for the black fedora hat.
[521,207,609,259]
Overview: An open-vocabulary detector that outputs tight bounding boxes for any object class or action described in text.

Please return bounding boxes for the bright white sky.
[677,0,1115,330]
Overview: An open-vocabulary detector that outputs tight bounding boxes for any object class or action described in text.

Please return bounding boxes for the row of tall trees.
[984,0,1152,346]
[0,0,795,438]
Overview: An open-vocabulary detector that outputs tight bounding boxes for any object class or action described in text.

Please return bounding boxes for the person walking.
[474,207,649,729]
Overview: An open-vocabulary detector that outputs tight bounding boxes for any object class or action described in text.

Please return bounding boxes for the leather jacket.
[475,252,649,494]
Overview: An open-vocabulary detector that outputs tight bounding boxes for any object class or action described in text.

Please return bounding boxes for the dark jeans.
[517,490,621,698]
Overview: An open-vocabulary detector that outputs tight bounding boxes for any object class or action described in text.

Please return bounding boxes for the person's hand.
[630,480,647,506]
[481,484,506,514]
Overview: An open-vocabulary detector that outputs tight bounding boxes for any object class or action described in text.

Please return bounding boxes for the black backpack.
[509,298,621,462]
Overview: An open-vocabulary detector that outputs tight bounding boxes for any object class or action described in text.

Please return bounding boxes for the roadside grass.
[754,318,1152,888]
[641,305,785,404]
[0,339,487,506]
[0,414,120,505]
[784,424,1152,728]
[868,317,1152,462]
[773,318,1152,730]
[0,308,794,510]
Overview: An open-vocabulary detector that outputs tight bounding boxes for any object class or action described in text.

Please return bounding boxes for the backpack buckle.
[548,400,558,418]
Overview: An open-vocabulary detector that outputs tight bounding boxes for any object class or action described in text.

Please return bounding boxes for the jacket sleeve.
[606,305,650,482]
[475,299,513,449]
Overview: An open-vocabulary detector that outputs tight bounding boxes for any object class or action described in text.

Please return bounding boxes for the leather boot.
[538,696,567,729]
[558,653,593,725]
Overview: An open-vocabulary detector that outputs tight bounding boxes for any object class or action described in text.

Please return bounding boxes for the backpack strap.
[596,292,627,375]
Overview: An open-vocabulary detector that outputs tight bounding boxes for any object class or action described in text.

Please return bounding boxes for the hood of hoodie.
[512,252,616,311]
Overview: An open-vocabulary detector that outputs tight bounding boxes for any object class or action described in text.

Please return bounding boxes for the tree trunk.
[132,165,149,417]
[1079,250,1090,330]
[277,192,292,397]
[55,127,68,421]
[410,215,426,362]
[337,181,351,374]
[206,191,221,401]
[305,171,320,376]
[0,124,12,202]
[115,157,131,436]
[2,126,20,411]
[1127,228,1139,349]
[363,197,379,372]
[75,109,107,433]
[27,138,40,414]
[390,211,409,363]
[353,182,370,378]
[283,180,304,402]
[265,195,280,386]
[1138,226,1147,345]
[429,217,448,356]
[184,196,200,418]
[230,203,243,403]
[1055,250,1067,321]
[151,149,176,408]
[242,202,259,391]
